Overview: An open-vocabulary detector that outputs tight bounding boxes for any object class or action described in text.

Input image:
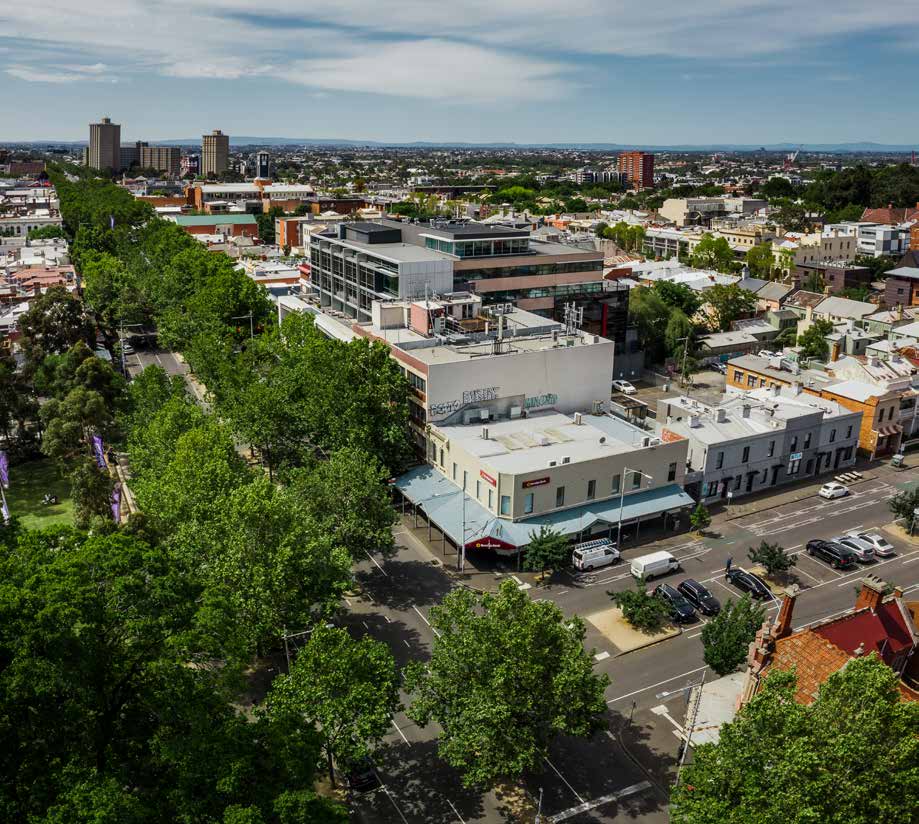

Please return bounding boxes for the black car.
[806,539,858,570]
[344,757,379,792]
[653,584,697,623]
[677,579,721,615]
[725,568,772,600]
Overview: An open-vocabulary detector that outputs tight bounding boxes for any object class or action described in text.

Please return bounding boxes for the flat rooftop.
[437,410,648,474]
[419,221,528,240]
[313,232,454,264]
[403,328,609,365]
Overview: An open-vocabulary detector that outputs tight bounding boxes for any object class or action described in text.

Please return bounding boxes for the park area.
[5,458,73,529]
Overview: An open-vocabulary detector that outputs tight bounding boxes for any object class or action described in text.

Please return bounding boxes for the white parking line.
[392,719,409,744]
[411,605,442,638]
[547,781,652,823]
[606,665,708,704]
[446,799,467,823]
[544,756,584,804]
[902,555,919,565]
[364,549,389,576]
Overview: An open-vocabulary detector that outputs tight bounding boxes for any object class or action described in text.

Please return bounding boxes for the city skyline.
[3,1,919,144]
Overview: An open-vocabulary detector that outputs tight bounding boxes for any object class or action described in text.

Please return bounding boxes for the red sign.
[661,428,685,443]
[480,469,497,486]
[467,537,517,551]
[522,477,550,488]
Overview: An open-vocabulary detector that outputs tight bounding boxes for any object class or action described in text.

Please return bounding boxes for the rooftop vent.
[561,456,571,464]
[574,412,583,426]
[715,408,727,423]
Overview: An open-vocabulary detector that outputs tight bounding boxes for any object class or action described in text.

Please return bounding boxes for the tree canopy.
[406,580,608,787]
[701,595,767,676]
[797,318,835,361]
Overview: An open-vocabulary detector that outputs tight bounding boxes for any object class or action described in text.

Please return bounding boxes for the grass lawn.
[6,458,74,529]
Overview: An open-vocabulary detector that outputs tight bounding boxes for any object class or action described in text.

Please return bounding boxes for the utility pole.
[677,335,690,388]
[676,669,707,784]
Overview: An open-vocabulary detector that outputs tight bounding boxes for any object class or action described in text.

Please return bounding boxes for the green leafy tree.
[772,198,808,232]
[705,283,758,332]
[700,595,767,676]
[40,388,113,467]
[609,577,671,633]
[269,625,400,787]
[691,233,735,273]
[690,501,711,533]
[888,486,919,524]
[748,540,796,576]
[524,525,571,577]
[629,286,672,364]
[0,349,36,443]
[654,280,702,317]
[745,241,775,279]
[758,177,798,200]
[406,580,608,788]
[797,318,835,361]
[671,656,919,823]
[17,286,95,371]
[27,224,66,241]
[69,456,115,528]
[665,309,695,361]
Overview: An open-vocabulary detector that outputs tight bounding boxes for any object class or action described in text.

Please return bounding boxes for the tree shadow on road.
[355,558,454,610]
[334,611,429,667]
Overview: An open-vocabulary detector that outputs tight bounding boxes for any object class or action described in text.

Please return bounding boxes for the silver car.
[834,535,875,563]
[853,532,896,558]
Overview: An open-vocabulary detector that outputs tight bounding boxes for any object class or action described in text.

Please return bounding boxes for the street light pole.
[676,669,707,784]
[617,467,653,550]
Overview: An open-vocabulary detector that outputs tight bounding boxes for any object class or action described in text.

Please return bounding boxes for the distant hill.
[4,137,919,153]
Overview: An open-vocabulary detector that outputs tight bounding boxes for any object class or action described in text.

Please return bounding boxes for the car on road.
[344,757,379,793]
[725,568,772,600]
[677,579,721,615]
[653,584,697,623]
[572,538,620,571]
[834,535,875,563]
[806,539,858,570]
[611,379,637,395]
[818,482,849,500]
[853,531,895,557]
[710,362,727,374]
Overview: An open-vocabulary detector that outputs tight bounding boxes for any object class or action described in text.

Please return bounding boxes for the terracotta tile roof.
[860,206,919,224]
[784,289,825,309]
[767,631,851,705]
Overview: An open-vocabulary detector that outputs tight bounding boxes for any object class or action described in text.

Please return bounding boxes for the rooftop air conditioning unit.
[548,460,558,467]
[561,456,571,464]
[592,400,604,414]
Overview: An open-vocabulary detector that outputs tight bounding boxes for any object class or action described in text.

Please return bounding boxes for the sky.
[3,0,919,145]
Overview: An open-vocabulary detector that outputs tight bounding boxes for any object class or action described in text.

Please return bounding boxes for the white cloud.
[1,0,917,98]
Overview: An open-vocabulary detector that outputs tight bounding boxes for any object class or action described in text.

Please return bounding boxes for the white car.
[612,380,637,395]
[853,532,896,558]
[818,482,849,500]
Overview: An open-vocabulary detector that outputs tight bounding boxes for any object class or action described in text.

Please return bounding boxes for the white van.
[572,538,620,571]
[630,550,680,580]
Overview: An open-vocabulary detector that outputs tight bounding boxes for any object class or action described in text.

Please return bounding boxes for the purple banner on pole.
[109,214,115,229]
[111,482,121,523]
[92,435,106,469]
[1,494,9,524]
[0,450,8,489]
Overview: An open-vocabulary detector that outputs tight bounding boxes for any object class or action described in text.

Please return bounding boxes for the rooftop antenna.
[563,302,583,338]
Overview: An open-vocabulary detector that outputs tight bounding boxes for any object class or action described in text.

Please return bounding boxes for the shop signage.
[790,451,803,461]
[480,470,497,486]
[522,477,550,488]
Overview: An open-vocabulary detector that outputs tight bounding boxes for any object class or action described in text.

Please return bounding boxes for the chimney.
[893,586,904,599]
[574,412,583,426]
[854,576,887,612]
[715,407,727,423]
[742,403,751,418]
[853,642,866,657]
[830,340,841,362]
[805,304,813,322]
[773,585,799,640]
[790,381,802,396]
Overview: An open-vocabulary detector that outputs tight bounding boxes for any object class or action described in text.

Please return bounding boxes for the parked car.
[853,531,896,557]
[612,379,637,395]
[344,757,379,793]
[834,535,875,563]
[818,482,849,500]
[725,568,772,600]
[806,539,858,570]
[677,579,721,615]
[630,550,680,580]
[653,584,697,623]
[710,362,727,374]
[572,538,620,571]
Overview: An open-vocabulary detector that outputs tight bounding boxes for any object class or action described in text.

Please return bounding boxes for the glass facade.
[424,236,530,257]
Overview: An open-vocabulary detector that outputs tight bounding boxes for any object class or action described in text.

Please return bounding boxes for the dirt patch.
[493,781,537,823]
[881,522,919,547]
[585,606,680,655]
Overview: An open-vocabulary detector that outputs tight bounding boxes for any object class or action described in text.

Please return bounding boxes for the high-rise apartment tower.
[201,129,230,177]
[87,117,121,171]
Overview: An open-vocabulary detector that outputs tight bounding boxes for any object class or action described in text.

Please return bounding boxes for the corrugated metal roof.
[172,214,257,226]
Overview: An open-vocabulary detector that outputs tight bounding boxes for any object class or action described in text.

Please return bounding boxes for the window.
[524,493,534,514]
[452,462,457,481]
[439,448,444,466]
[768,440,775,457]
[788,458,801,475]
[846,425,853,439]
[733,370,743,383]
[716,451,724,469]
[488,488,493,509]
[762,468,768,483]
[500,495,510,515]
[631,472,641,489]
[747,375,756,387]
[804,432,811,449]
[829,428,836,443]
[668,462,677,482]
[587,479,596,500]
[463,470,468,491]
[556,486,565,507]
[612,474,621,494]
[734,475,742,490]
[790,436,798,452]
[476,480,481,500]
[742,446,749,463]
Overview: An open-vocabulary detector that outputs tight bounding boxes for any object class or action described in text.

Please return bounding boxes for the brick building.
[167,214,258,238]
[618,151,654,189]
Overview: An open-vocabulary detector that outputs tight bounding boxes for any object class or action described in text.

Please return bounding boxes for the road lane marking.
[547,781,652,823]
[594,651,610,662]
[902,555,919,564]
[364,549,389,576]
[544,757,584,804]
[412,605,442,638]
[606,665,708,704]
[446,799,466,823]
[391,719,409,744]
